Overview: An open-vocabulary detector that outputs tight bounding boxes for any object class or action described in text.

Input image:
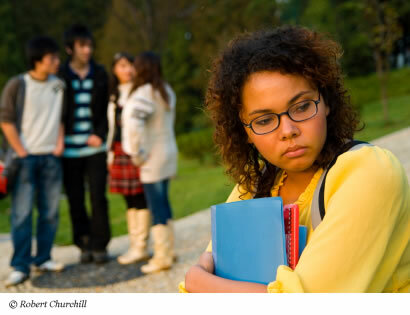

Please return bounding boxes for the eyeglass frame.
[242,93,321,135]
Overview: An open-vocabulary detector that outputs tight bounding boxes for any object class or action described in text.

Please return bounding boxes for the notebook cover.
[211,197,287,285]
[284,204,299,269]
[298,225,308,258]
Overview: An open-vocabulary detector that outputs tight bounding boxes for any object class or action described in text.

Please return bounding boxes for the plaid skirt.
[109,142,144,195]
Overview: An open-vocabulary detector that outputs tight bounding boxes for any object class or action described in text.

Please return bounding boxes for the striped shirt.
[63,64,106,158]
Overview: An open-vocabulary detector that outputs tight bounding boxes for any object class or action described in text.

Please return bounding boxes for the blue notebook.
[211,197,287,285]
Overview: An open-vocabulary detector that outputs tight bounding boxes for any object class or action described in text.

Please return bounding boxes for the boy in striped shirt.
[59,24,110,264]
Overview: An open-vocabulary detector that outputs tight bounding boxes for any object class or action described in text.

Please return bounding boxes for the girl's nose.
[277,115,300,141]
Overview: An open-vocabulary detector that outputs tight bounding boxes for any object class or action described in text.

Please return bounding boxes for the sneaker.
[35,260,65,272]
[5,271,29,287]
[92,250,109,264]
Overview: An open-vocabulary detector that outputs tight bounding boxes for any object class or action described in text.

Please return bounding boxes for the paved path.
[0,127,409,292]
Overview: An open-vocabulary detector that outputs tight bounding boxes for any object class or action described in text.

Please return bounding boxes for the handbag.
[0,149,20,199]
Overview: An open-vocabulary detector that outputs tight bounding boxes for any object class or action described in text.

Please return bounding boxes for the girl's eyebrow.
[287,90,312,106]
[248,90,313,117]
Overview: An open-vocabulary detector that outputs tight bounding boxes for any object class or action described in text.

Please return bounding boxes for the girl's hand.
[185,251,268,292]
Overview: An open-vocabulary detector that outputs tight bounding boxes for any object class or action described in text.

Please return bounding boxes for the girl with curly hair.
[181,25,410,292]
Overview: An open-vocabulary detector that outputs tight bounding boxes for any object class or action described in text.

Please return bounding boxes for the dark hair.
[110,52,134,105]
[206,25,361,197]
[63,24,94,50]
[132,51,169,106]
[26,36,59,70]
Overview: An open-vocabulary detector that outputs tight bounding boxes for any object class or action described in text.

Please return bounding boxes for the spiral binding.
[286,206,292,267]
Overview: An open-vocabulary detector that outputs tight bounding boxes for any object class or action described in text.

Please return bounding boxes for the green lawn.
[1,68,410,245]
[354,94,410,141]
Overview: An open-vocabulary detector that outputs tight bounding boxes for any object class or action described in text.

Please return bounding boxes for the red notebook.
[283,204,299,269]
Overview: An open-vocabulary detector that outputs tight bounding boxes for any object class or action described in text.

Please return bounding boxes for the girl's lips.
[283,147,307,158]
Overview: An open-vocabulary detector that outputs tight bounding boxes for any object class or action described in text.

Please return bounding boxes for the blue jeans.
[10,154,62,274]
[143,179,172,225]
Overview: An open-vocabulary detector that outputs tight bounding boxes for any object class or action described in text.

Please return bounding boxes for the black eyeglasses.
[242,94,321,135]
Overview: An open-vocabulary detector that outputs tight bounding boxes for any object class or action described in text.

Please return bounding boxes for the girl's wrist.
[196,263,212,274]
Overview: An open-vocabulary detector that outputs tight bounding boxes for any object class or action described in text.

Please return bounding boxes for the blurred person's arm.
[0,122,27,158]
[0,76,27,158]
[53,124,65,156]
[87,134,102,147]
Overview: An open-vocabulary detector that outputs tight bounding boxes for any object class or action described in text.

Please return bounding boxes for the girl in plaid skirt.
[107,52,150,265]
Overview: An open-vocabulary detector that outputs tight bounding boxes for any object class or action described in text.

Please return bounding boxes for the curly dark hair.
[205,25,361,198]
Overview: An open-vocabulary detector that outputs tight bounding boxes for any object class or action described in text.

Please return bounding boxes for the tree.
[362,0,402,123]
[102,0,281,134]
[0,1,23,89]
[0,0,110,90]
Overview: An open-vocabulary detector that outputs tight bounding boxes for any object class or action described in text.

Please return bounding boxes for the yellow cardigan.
[180,145,410,292]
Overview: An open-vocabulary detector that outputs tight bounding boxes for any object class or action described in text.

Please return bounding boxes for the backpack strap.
[311,140,373,230]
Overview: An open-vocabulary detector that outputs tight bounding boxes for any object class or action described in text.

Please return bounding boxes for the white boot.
[167,219,177,262]
[117,208,151,265]
[140,224,173,274]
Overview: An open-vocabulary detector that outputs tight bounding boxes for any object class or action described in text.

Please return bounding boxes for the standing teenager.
[181,26,410,293]
[126,52,178,273]
[0,36,65,286]
[107,52,150,264]
[59,24,110,264]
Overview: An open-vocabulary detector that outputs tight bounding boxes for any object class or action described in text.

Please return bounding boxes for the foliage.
[0,2,23,88]
[0,0,110,89]
[1,0,410,133]
[177,127,218,164]
[361,0,402,122]
[96,0,281,135]
[345,67,410,107]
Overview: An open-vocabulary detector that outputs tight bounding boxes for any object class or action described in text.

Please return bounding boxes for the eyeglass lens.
[251,100,317,134]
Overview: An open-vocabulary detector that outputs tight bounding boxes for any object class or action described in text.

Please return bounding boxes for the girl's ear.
[325,104,330,116]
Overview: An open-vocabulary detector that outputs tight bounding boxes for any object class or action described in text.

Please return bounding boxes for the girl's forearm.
[185,265,267,293]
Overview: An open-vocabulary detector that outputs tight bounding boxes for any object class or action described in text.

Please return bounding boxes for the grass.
[1,67,410,245]
[345,67,410,109]
[354,94,410,141]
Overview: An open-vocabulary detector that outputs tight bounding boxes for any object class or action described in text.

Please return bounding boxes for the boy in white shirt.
[0,36,65,287]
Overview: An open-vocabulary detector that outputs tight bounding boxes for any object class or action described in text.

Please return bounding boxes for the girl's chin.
[278,160,316,174]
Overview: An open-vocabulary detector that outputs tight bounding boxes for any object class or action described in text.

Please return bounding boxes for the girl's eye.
[254,116,275,126]
[294,101,311,113]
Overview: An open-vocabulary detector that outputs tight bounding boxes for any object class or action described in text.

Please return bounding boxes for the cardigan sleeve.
[121,84,155,157]
[268,146,410,292]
